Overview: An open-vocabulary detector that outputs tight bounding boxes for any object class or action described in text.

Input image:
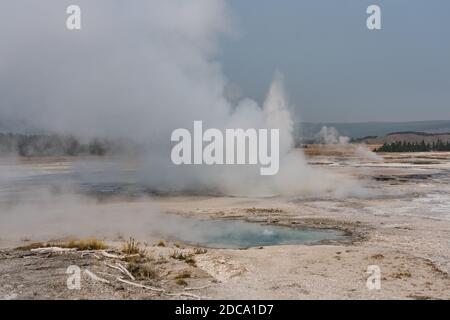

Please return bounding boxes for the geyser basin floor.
[151,216,344,249]
[1,151,450,299]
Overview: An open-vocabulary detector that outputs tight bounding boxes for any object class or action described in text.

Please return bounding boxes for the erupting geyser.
[0,0,364,197]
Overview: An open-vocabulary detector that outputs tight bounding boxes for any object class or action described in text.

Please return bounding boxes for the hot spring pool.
[149,215,345,249]
[0,166,345,248]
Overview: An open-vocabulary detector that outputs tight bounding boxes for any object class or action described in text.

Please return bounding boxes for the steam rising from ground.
[0,0,366,197]
[354,145,383,161]
[316,126,350,145]
[316,126,382,162]
[0,159,363,245]
[0,191,153,243]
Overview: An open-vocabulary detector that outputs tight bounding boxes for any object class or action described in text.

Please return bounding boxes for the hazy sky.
[0,0,449,127]
[221,0,450,122]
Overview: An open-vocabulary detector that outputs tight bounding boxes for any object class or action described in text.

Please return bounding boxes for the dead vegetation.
[174,270,191,279]
[391,270,412,279]
[175,279,188,286]
[65,238,108,250]
[14,239,212,299]
[193,248,207,255]
[128,262,158,280]
[170,250,196,266]
[174,270,191,286]
[121,237,145,255]
[156,240,166,247]
[245,207,284,214]
[16,238,108,251]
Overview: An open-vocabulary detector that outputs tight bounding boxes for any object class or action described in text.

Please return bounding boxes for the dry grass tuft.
[245,207,284,214]
[128,262,158,280]
[175,279,188,286]
[391,270,412,279]
[156,240,166,247]
[193,248,207,255]
[15,238,108,251]
[122,237,145,255]
[170,251,196,266]
[65,238,108,251]
[174,270,191,279]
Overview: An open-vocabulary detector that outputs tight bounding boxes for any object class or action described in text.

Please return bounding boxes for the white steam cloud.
[354,145,383,161]
[0,0,365,197]
[315,127,381,162]
[316,126,350,145]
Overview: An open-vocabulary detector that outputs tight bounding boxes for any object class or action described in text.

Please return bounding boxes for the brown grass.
[170,251,196,266]
[122,237,145,255]
[64,238,108,250]
[245,207,284,214]
[193,248,207,255]
[174,270,191,279]
[15,238,108,251]
[175,279,188,286]
[391,270,412,279]
[128,262,158,280]
[156,240,166,247]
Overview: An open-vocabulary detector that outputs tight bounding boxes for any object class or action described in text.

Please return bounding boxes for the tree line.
[376,140,450,152]
[0,133,117,157]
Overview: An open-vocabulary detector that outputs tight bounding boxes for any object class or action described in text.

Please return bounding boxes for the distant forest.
[376,140,450,152]
[0,133,122,157]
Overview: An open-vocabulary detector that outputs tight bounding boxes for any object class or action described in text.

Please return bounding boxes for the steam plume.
[0,0,364,197]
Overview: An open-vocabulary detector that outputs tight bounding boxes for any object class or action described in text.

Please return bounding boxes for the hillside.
[361,132,450,145]
[296,120,450,141]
